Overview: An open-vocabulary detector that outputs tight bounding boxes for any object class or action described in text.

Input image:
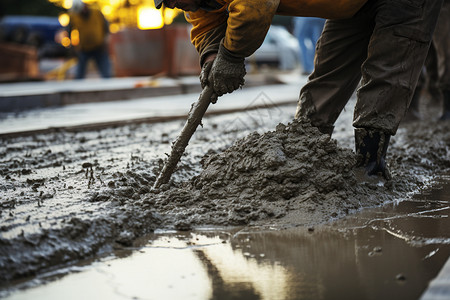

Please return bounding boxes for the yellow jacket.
[70,6,108,52]
[185,0,367,65]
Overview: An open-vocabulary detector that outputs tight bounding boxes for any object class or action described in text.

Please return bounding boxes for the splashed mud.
[1,104,449,284]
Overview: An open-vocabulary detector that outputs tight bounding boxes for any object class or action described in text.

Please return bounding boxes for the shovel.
[153,85,215,189]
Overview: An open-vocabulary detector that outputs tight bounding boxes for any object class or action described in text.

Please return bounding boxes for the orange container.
[164,25,201,76]
[0,43,39,82]
[110,28,165,77]
[110,24,201,77]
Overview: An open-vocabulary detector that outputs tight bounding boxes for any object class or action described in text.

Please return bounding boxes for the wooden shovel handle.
[153,86,214,189]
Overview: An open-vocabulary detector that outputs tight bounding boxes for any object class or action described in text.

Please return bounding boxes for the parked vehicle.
[0,15,69,58]
[246,25,300,70]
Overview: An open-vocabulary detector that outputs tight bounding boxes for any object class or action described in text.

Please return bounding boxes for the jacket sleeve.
[224,0,279,58]
[185,8,228,66]
[186,0,280,66]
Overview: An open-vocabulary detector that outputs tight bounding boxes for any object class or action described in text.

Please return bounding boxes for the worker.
[432,0,450,120]
[154,0,443,180]
[296,0,443,180]
[292,17,325,75]
[405,0,450,122]
[69,0,111,79]
[404,45,439,122]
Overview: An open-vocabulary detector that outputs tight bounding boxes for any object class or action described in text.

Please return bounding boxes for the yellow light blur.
[58,13,70,27]
[137,6,164,30]
[63,0,73,9]
[71,29,80,46]
[49,0,182,30]
[164,8,179,25]
[109,23,121,33]
[61,37,72,47]
[101,5,112,16]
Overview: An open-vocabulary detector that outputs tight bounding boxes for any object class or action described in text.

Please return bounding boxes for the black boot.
[439,90,450,121]
[355,128,391,180]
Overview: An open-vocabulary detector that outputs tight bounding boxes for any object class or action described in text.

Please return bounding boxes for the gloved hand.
[202,42,246,103]
[200,58,219,103]
[200,59,213,90]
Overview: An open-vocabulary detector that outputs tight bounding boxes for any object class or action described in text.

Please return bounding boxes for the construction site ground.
[0,72,449,300]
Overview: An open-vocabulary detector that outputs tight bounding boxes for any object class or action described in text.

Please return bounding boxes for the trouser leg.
[294,18,312,74]
[413,69,426,111]
[423,43,442,102]
[310,18,325,48]
[76,52,88,79]
[433,1,450,91]
[353,0,443,135]
[94,48,112,78]
[404,65,427,121]
[295,4,373,133]
[302,20,316,74]
[432,1,450,118]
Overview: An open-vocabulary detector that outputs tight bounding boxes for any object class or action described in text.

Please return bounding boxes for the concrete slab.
[0,77,186,112]
[0,76,182,96]
[0,72,290,112]
[0,76,306,136]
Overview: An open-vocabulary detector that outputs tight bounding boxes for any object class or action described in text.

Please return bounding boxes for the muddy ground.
[1,96,450,285]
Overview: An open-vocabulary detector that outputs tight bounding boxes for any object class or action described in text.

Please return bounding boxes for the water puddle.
[2,175,450,300]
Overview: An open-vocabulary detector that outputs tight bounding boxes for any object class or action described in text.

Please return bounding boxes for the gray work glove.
[200,60,218,103]
[201,43,246,103]
[200,60,213,89]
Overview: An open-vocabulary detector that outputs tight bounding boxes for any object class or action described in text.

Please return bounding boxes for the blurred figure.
[292,17,325,75]
[406,0,450,121]
[434,0,450,120]
[69,0,111,79]
[404,44,439,121]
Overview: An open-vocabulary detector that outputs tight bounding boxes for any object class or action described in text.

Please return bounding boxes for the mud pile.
[150,118,394,228]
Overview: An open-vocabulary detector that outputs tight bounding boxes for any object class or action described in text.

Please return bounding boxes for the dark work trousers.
[434,0,450,91]
[76,46,111,79]
[295,0,443,135]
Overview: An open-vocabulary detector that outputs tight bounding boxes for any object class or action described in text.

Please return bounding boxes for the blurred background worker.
[404,44,439,121]
[434,0,450,120]
[292,17,325,75]
[69,0,111,79]
[405,0,450,122]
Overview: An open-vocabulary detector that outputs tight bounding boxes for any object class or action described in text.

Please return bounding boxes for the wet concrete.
[1,84,450,298]
[1,173,449,300]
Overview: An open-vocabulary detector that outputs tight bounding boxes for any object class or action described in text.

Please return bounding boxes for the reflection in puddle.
[4,232,294,300]
[195,235,292,300]
[3,176,450,300]
[5,235,215,299]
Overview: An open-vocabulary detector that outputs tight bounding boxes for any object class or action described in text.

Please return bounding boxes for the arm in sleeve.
[224,0,279,58]
[186,0,279,66]
[186,8,228,66]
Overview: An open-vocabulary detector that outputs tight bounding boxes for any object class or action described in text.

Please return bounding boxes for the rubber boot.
[355,128,392,180]
[439,90,450,121]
